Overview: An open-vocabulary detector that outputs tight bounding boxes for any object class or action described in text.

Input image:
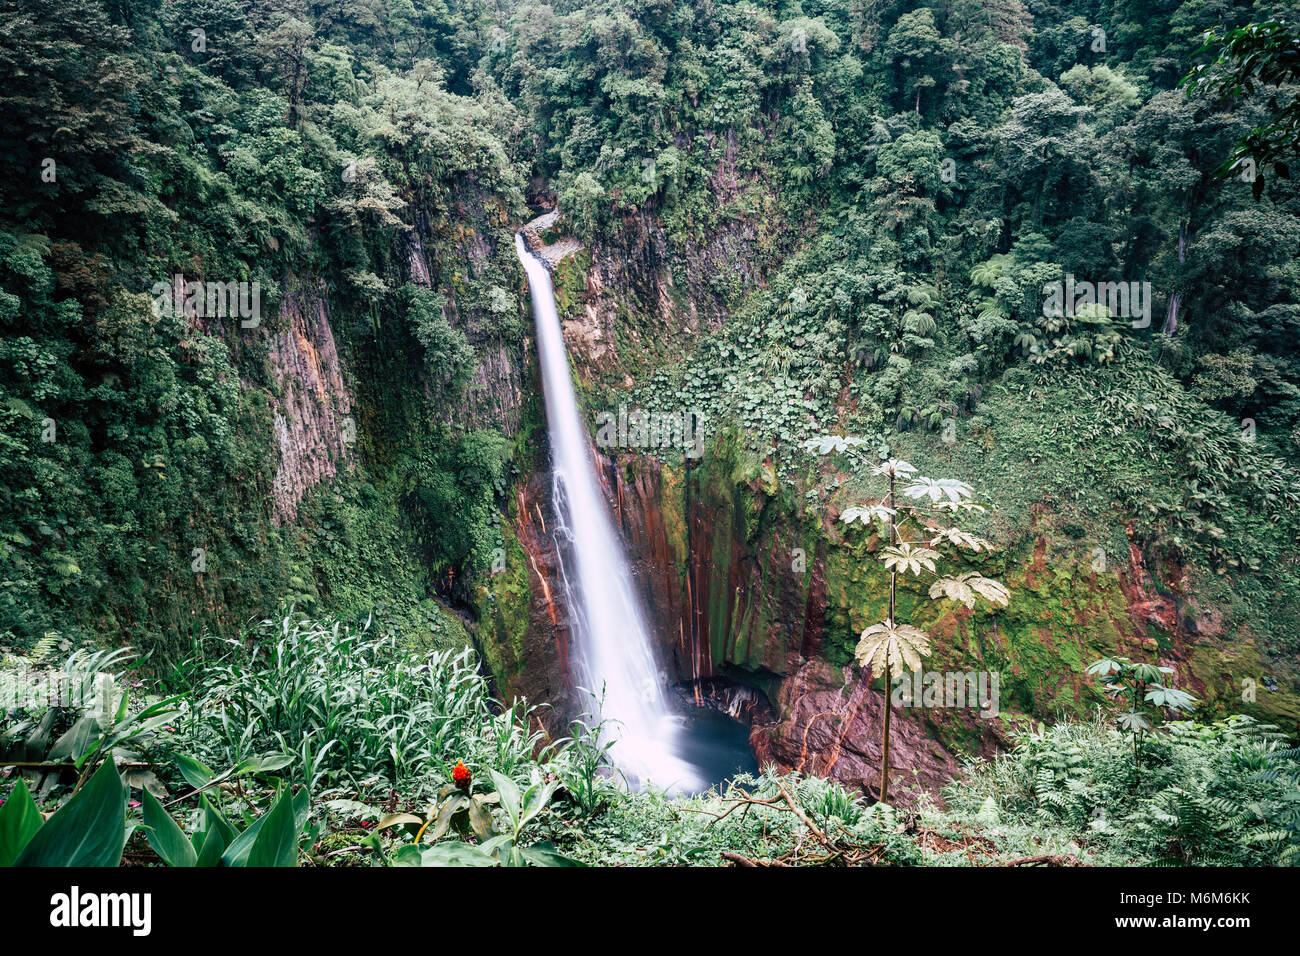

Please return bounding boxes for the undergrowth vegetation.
[3,615,1297,867]
[939,716,1300,866]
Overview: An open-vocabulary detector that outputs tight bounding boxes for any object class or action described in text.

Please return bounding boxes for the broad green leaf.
[230,753,293,778]
[520,841,585,867]
[392,842,495,867]
[0,778,43,866]
[173,753,215,791]
[194,825,227,867]
[518,780,557,830]
[489,770,521,834]
[246,788,300,868]
[390,844,424,866]
[220,787,308,867]
[200,794,237,846]
[13,760,126,867]
[141,787,196,867]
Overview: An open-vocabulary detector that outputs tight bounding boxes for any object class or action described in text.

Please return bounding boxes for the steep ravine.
[485,430,1300,801]
[476,220,1300,803]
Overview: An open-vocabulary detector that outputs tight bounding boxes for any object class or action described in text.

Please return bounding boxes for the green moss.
[1188,641,1300,727]
[472,522,533,680]
[551,250,592,319]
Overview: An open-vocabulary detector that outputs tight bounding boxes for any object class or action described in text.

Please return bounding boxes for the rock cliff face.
[269,287,355,525]
[409,212,528,436]
[543,205,795,389]
[606,443,975,803]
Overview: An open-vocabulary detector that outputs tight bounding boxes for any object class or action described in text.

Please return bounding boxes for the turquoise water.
[671,707,759,795]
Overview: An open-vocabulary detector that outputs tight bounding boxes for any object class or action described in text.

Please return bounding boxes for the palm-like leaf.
[929,527,994,552]
[841,504,895,525]
[872,458,917,478]
[854,619,932,679]
[902,310,937,336]
[1145,685,1198,712]
[968,254,1012,290]
[1116,711,1153,733]
[879,543,939,576]
[933,500,987,514]
[902,476,974,503]
[803,435,867,456]
[1087,657,1124,676]
[928,572,1011,609]
[906,283,941,309]
[978,301,1009,323]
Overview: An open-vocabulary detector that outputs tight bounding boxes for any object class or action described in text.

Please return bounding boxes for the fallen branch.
[1003,853,1088,867]
[721,851,790,868]
[773,779,828,844]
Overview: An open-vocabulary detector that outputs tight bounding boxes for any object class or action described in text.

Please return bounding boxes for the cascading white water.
[515,233,702,792]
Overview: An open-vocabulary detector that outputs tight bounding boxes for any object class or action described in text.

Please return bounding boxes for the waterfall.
[515,234,701,792]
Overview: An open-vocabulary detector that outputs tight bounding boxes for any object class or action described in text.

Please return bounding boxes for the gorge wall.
[477,221,1300,803]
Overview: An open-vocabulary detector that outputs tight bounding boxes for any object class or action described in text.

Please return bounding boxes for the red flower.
[452,760,472,790]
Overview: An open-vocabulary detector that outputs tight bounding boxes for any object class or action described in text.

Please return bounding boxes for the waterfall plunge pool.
[669,706,759,796]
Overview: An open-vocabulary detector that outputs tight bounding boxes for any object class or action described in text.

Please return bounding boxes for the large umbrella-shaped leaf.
[928,573,1011,609]
[854,620,932,679]
[902,476,974,503]
[841,504,895,525]
[879,543,939,576]
[929,528,994,552]
[803,435,867,456]
[872,459,917,478]
[1145,686,1198,712]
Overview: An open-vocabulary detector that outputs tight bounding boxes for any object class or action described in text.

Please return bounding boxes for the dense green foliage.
[5,616,1297,866]
[3,0,1299,669]
[943,714,1300,865]
[2,0,1300,868]
[0,0,527,653]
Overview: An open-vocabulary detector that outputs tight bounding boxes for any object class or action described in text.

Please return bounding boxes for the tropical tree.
[1087,656,1199,785]
[807,436,1009,802]
[1183,20,1300,198]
